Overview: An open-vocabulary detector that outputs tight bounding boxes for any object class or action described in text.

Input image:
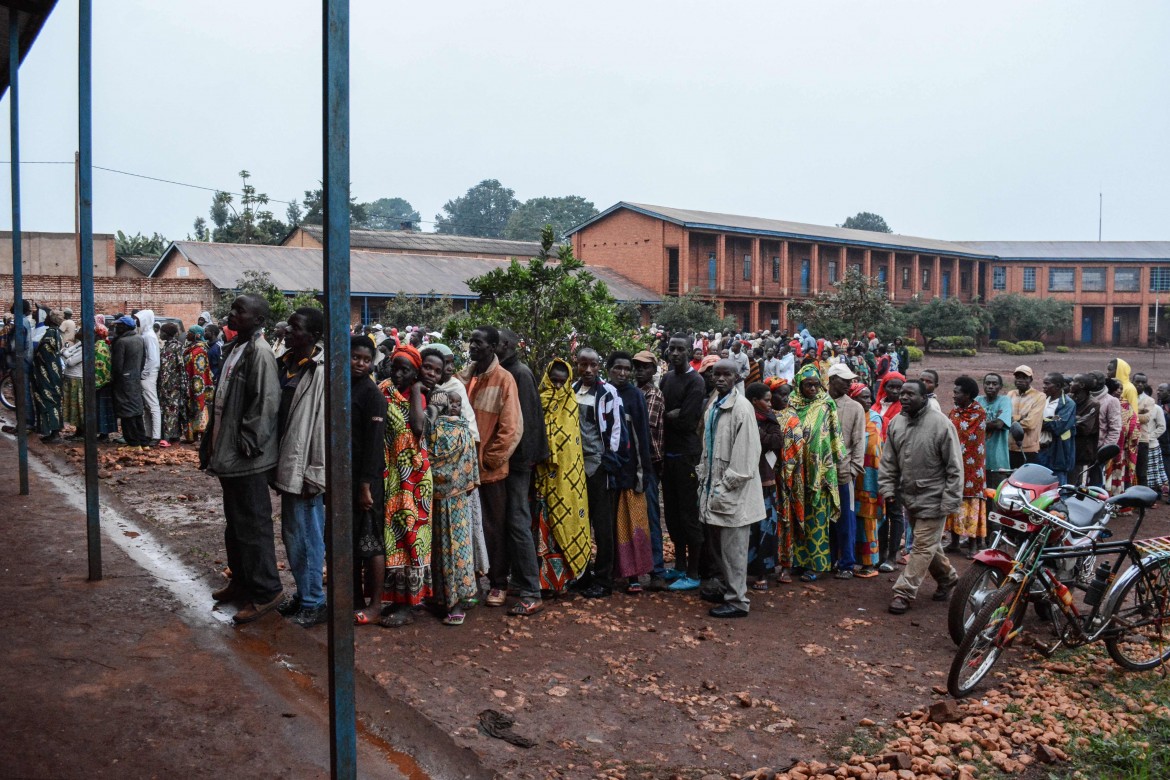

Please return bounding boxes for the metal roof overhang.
[0,1,58,99]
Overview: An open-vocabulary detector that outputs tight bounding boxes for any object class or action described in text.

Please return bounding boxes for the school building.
[568,202,1170,346]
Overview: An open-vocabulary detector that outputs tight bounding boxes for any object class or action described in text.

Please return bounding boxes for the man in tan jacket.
[1007,365,1046,468]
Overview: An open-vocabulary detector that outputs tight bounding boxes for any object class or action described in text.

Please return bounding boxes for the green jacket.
[878,406,964,519]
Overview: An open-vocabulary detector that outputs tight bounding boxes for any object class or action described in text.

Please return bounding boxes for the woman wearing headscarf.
[789,363,844,580]
[378,343,434,626]
[157,322,188,446]
[532,358,592,592]
[946,375,988,557]
[183,325,213,442]
[1105,377,1140,494]
[32,309,64,442]
[61,327,85,437]
[765,377,806,584]
[92,317,118,438]
[873,371,906,435]
[850,383,884,577]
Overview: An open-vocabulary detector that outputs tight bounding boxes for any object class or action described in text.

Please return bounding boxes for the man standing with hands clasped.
[880,379,964,615]
[697,359,764,618]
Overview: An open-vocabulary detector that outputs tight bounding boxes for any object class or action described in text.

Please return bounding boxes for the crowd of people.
[4,300,1168,626]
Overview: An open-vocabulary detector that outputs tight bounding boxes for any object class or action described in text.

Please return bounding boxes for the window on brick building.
[743,255,751,281]
[1048,268,1075,292]
[993,266,1006,291]
[922,267,931,290]
[772,256,780,282]
[828,260,838,284]
[878,266,888,290]
[177,267,189,278]
[901,267,910,289]
[1152,268,1170,293]
[1081,268,1106,292]
[961,271,970,290]
[708,251,717,290]
[1023,267,1037,292]
[1115,268,1140,292]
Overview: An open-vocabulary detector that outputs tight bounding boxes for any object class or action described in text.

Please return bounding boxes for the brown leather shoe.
[233,591,284,625]
[888,595,911,615]
[212,581,246,603]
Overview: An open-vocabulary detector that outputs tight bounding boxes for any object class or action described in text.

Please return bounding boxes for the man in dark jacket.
[110,315,148,446]
[199,294,283,625]
[1070,375,1100,483]
[1037,372,1076,485]
[494,329,549,614]
[661,333,708,591]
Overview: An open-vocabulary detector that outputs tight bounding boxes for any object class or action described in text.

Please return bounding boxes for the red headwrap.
[847,382,867,400]
[393,344,422,369]
[764,376,788,391]
[874,371,906,433]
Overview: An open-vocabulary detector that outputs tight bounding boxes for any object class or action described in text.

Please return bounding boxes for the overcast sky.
[1,0,1167,243]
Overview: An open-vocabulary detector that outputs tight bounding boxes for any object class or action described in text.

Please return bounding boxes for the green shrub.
[1055,345,1070,354]
[997,340,1025,355]
[928,335,976,352]
[1017,340,1045,354]
[958,348,978,357]
[906,345,923,363]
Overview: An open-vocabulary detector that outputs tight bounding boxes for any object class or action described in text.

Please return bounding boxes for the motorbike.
[946,444,1120,645]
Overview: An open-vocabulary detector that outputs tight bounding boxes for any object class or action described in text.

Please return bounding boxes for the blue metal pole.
[78,0,101,581]
[323,1,355,777]
[8,12,29,495]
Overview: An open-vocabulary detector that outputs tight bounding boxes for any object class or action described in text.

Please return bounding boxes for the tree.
[434,179,519,238]
[461,225,643,372]
[908,297,989,341]
[204,171,290,245]
[379,291,455,332]
[986,293,1073,341]
[212,269,320,326]
[504,195,598,241]
[840,212,892,233]
[652,292,736,335]
[363,197,421,231]
[190,217,210,242]
[114,230,169,259]
[301,186,368,228]
[789,268,895,341]
[285,199,303,227]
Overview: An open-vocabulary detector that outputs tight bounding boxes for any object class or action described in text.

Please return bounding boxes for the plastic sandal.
[834,569,854,580]
[354,610,375,625]
[507,599,543,616]
[878,561,896,573]
[485,589,507,607]
[157,439,171,448]
[442,611,466,626]
[626,582,643,594]
[800,571,818,583]
[777,570,793,584]
[855,567,879,578]
[750,580,769,592]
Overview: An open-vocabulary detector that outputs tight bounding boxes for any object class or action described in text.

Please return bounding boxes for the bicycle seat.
[1106,485,1159,509]
[1064,494,1109,528]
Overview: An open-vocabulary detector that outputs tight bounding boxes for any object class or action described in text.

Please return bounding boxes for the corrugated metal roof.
[959,241,1170,262]
[569,202,997,259]
[293,225,545,257]
[117,255,158,276]
[0,1,58,99]
[163,242,662,304]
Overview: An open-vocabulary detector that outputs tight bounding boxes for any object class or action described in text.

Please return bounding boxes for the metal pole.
[9,12,29,495]
[323,1,355,777]
[78,0,102,580]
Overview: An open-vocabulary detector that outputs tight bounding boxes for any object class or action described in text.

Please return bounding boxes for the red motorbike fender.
[972,548,1015,574]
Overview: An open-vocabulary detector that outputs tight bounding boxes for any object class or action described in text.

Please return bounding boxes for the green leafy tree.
[909,297,989,341]
[211,269,320,327]
[285,199,303,227]
[115,229,169,259]
[363,197,421,231]
[987,293,1073,341]
[652,292,736,335]
[462,225,641,372]
[301,186,369,228]
[840,212,892,233]
[504,196,598,241]
[190,217,210,242]
[435,179,519,238]
[789,268,895,341]
[205,171,290,245]
[379,291,455,332]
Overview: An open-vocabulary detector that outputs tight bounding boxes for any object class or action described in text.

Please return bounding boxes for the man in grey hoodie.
[133,309,162,445]
[880,379,963,615]
[199,294,283,625]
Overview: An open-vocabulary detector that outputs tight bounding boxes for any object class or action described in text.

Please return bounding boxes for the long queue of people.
[6,297,1168,626]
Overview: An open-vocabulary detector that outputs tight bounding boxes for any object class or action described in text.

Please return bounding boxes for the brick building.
[0,230,115,277]
[569,203,1170,346]
[282,226,543,262]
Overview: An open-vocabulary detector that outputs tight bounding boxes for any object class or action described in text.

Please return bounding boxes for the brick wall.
[1,275,219,330]
[573,209,666,294]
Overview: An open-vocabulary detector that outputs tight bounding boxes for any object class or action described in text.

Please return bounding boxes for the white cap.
[827,363,858,381]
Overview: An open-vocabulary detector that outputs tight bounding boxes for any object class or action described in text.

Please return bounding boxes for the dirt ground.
[8,345,1168,779]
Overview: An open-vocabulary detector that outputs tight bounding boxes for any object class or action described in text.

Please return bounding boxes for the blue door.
[1082,316,1093,344]
[801,259,811,294]
[941,271,951,299]
[708,255,717,290]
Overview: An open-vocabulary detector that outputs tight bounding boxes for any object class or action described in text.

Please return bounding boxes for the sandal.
[485,588,507,607]
[751,580,769,592]
[800,571,818,583]
[777,570,793,584]
[157,439,170,449]
[834,569,854,580]
[442,611,466,626]
[855,567,879,578]
[877,561,896,573]
[625,582,643,594]
[507,598,543,616]
[378,609,414,628]
[354,610,375,625]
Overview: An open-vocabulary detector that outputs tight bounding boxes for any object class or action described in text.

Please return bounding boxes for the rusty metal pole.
[322,1,355,777]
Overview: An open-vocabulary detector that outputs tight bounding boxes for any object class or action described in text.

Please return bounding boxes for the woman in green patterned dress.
[789,362,844,581]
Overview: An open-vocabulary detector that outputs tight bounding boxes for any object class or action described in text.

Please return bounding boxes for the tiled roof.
[159,242,662,304]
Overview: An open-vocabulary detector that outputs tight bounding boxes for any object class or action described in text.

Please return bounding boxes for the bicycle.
[948,482,1169,698]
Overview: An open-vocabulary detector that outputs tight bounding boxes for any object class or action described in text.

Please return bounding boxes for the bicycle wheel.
[948,562,1005,645]
[948,581,1027,698]
[0,374,14,411]
[1105,562,1170,671]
